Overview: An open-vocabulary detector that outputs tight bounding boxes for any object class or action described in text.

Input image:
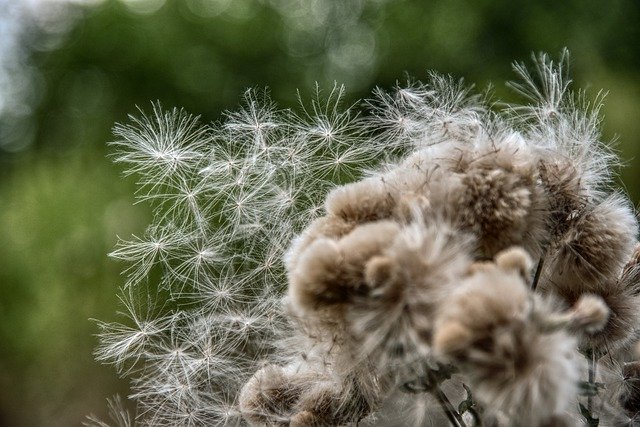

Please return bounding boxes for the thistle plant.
[90,51,640,426]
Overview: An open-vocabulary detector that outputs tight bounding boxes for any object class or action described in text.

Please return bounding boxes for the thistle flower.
[94,52,640,426]
[546,194,637,286]
[432,247,581,426]
[541,217,640,352]
[288,219,402,334]
[347,217,473,370]
[238,364,374,426]
[448,135,548,258]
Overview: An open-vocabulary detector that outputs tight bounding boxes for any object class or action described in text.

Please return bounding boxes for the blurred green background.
[0,0,639,425]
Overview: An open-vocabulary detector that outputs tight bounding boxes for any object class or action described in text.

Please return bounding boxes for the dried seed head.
[348,218,473,369]
[288,220,401,323]
[456,167,545,259]
[285,214,355,274]
[549,194,638,286]
[239,364,377,426]
[238,365,301,425]
[433,249,531,358]
[495,246,535,280]
[621,242,640,293]
[538,158,586,237]
[541,267,640,351]
[325,176,396,223]
[433,247,580,425]
[102,51,639,425]
[584,281,640,350]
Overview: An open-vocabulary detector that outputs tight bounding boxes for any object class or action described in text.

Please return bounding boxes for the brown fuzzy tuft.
[452,146,546,258]
[239,366,375,426]
[542,268,640,352]
[285,214,356,274]
[495,246,534,279]
[347,218,474,368]
[288,220,401,322]
[433,247,579,426]
[538,158,586,238]
[325,176,396,223]
[238,365,302,425]
[549,194,638,286]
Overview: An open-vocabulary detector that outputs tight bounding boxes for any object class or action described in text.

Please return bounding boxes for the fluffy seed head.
[433,247,580,425]
[348,217,474,371]
[100,52,639,426]
[549,194,638,286]
[287,220,401,324]
[239,364,376,426]
[455,159,543,258]
[325,176,396,223]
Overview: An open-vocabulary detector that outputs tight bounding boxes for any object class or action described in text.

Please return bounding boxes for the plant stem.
[587,347,596,413]
[427,371,466,427]
[468,407,482,426]
[532,252,546,291]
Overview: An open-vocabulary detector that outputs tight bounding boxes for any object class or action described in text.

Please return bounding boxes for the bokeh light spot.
[119,0,166,15]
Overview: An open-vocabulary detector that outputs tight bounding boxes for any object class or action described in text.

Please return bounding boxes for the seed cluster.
[93,52,640,426]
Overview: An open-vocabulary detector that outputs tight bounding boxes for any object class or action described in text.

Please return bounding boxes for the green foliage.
[0,151,147,425]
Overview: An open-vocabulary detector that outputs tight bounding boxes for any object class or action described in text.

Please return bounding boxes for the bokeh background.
[0,0,639,425]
